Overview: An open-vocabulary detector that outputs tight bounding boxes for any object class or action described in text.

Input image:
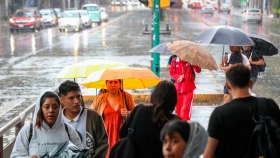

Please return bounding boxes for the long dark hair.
[35,91,60,129]
[151,80,177,127]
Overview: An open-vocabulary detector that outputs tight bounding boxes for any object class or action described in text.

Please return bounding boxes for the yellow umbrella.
[81,67,161,89]
[56,59,128,79]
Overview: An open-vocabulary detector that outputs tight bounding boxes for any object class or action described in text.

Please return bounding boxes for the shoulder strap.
[28,123,33,145]
[257,97,268,116]
[64,123,70,139]
[127,107,141,139]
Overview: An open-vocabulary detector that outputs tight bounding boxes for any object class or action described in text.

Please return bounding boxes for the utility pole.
[152,0,160,77]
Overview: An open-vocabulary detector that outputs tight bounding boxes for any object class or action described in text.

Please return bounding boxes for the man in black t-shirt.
[204,64,280,158]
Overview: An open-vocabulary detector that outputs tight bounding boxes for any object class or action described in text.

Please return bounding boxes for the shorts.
[224,85,229,94]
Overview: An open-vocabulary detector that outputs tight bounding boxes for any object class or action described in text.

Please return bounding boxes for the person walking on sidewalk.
[170,57,201,121]
[91,79,135,158]
[242,46,265,90]
[59,80,109,158]
[219,46,251,104]
[204,64,280,158]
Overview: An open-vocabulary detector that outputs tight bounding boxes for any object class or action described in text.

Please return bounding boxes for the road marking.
[90,12,133,34]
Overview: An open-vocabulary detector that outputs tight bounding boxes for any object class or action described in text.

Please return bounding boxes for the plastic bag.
[41,141,89,158]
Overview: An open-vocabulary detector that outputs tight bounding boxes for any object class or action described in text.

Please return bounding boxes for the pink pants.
[176,91,194,121]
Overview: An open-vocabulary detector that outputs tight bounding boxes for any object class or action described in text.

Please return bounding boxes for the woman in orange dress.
[91,79,135,158]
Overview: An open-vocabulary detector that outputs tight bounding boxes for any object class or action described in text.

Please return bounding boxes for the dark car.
[202,4,214,16]
[9,8,42,33]
[218,3,231,14]
[189,1,202,9]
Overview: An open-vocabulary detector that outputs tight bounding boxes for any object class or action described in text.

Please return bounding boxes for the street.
[0,4,280,129]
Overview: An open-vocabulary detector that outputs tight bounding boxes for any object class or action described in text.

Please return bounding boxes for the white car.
[242,8,262,24]
[58,11,83,32]
[127,0,140,5]
[100,7,108,22]
[39,9,58,27]
[73,10,92,28]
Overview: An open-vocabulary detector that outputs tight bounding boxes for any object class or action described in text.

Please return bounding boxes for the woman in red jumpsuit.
[170,57,201,121]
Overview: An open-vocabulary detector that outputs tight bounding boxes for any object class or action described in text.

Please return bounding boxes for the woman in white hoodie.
[161,120,208,158]
[11,91,83,158]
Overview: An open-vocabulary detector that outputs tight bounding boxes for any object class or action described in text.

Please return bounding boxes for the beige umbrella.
[168,40,218,71]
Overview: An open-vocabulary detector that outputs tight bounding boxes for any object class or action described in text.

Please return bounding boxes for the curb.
[83,93,223,106]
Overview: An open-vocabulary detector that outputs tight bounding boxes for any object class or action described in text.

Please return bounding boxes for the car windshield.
[79,11,87,16]
[83,6,98,11]
[55,9,61,14]
[40,11,51,15]
[14,11,34,17]
[61,12,79,18]
[100,8,105,12]
[248,9,260,13]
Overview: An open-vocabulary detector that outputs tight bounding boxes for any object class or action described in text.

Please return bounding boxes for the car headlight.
[29,18,35,22]
[9,18,15,23]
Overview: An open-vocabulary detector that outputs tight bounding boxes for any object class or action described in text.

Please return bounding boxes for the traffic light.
[160,0,170,8]
[143,0,178,8]
[148,0,153,8]
[139,0,148,6]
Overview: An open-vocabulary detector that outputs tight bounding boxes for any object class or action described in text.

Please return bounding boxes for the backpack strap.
[127,107,141,139]
[28,123,33,145]
[28,123,70,145]
[64,123,70,140]
[257,97,268,116]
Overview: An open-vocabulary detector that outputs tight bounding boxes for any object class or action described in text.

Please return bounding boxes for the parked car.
[9,8,42,33]
[82,4,101,25]
[58,11,83,32]
[39,9,58,27]
[72,10,92,28]
[100,7,108,22]
[218,3,231,14]
[202,4,214,16]
[54,8,63,18]
[189,1,202,9]
[127,0,140,5]
[242,8,262,24]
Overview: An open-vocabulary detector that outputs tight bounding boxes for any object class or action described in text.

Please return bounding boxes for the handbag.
[109,107,141,158]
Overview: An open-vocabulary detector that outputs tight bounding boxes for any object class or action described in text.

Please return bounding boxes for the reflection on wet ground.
[1,5,280,147]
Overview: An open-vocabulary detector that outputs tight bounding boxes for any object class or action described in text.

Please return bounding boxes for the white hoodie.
[10,91,83,158]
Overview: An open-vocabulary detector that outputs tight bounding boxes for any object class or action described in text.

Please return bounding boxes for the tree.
[272,0,280,18]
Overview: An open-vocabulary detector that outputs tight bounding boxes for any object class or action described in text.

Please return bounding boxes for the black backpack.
[245,98,280,158]
[109,107,141,158]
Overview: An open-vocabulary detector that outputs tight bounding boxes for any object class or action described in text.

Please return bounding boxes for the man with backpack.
[204,64,280,158]
[59,80,109,158]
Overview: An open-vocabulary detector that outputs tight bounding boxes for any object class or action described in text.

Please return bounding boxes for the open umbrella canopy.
[81,67,161,89]
[168,40,218,71]
[195,25,255,46]
[248,34,278,56]
[149,42,172,54]
[56,59,128,79]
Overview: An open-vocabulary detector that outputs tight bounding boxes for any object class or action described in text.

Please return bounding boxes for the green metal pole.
[152,0,160,77]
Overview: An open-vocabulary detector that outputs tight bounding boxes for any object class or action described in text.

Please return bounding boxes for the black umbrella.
[149,42,172,54]
[248,34,278,56]
[195,25,255,46]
